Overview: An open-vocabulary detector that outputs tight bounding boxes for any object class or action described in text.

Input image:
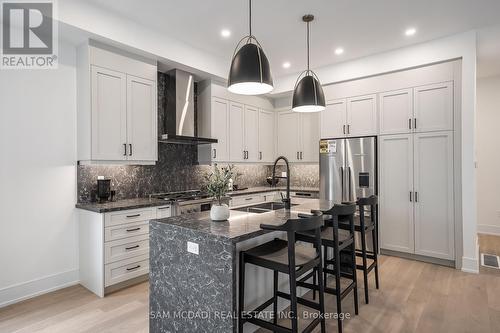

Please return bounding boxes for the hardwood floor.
[1,239,500,333]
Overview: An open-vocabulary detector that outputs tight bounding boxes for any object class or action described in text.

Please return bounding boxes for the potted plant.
[204,164,234,221]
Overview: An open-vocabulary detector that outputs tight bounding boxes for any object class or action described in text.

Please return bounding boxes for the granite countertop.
[227,186,319,196]
[75,198,170,213]
[150,198,335,243]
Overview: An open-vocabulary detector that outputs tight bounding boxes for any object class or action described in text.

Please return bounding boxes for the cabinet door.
[300,112,320,162]
[414,131,454,260]
[229,102,245,162]
[244,105,259,162]
[320,99,347,139]
[126,75,157,161]
[277,110,300,162]
[379,89,413,135]
[91,66,127,160]
[346,94,378,136]
[211,98,229,162]
[379,134,414,254]
[258,109,275,163]
[414,82,453,132]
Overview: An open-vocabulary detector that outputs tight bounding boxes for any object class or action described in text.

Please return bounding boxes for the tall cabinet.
[379,82,455,261]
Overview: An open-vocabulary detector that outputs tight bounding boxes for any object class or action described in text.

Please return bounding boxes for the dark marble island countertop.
[75,197,170,213]
[227,186,319,196]
[150,198,333,243]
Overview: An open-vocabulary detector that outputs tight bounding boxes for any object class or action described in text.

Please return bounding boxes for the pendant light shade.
[227,0,273,95]
[292,15,325,112]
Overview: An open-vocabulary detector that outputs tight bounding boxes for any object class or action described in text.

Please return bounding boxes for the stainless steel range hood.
[159,69,217,145]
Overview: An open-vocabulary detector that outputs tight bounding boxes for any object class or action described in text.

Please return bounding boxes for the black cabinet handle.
[300,151,303,160]
[126,265,141,271]
[129,144,132,156]
[126,227,141,232]
[414,118,417,129]
[347,124,351,134]
[343,125,346,134]
[245,197,253,201]
[415,191,418,202]
[259,151,262,160]
[126,214,141,218]
[213,148,217,159]
[158,206,170,210]
[123,143,127,156]
[297,151,300,160]
[409,119,412,130]
[125,245,140,250]
[409,191,412,202]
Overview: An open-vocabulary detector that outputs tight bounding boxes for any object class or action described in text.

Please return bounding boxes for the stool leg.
[351,241,359,315]
[238,252,245,333]
[372,224,380,289]
[361,229,369,304]
[313,268,317,300]
[317,259,326,332]
[323,245,328,288]
[273,270,278,325]
[333,242,343,333]
[289,270,298,333]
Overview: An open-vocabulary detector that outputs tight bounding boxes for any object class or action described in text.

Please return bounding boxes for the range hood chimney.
[159,69,217,145]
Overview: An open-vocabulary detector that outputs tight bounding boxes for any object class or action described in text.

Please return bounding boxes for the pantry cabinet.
[379,89,413,135]
[78,42,157,164]
[379,131,454,261]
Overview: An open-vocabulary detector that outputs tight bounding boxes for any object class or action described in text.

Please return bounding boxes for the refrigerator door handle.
[348,166,353,201]
[340,166,344,200]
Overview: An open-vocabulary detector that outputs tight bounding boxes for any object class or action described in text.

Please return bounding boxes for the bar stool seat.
[244,238,318,272]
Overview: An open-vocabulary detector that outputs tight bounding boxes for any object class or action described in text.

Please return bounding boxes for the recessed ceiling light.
[334,47,344,55]
[405,27,417,36]
[221,29,231,38]
[282,62,291,69]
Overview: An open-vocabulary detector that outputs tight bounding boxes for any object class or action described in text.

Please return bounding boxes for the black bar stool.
[238,213,326,333]
[297,203,359,333]
[339,195,380,304]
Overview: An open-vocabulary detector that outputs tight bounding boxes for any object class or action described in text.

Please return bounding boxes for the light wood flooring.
[1,236,500,333]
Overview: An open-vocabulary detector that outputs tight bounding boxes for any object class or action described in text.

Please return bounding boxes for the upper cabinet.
[320,99,347,139]
[346,94,378,136]
[379,82,453,135]
[277,110,319,162]
[77,42,157,164]
[244,106,260,162]
[229,102,245,162]
[258,109,275,163]
[413,82,453,133]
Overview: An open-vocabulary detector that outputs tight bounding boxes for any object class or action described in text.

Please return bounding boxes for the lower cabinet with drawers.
[78,205,171,297]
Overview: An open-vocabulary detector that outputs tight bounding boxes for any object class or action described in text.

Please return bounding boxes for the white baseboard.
[478,224,500,236]
[0,269,79,308]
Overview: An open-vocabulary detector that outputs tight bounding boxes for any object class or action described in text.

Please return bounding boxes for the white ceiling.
[83,0,500,78]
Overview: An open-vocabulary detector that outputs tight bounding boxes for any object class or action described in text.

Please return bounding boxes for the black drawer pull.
[126,265,141,271]
[126,227,141,232]
[126,214,141,218]
[158,206,170,210]
[245,197,253,201]
[125,245,140,250]
[295,192,311,197]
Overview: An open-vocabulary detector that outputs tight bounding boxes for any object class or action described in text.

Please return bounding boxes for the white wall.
[0,42,78,307]
[477,75,500,235]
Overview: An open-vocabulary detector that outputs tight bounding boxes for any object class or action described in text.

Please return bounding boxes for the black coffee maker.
[97,178,113,202]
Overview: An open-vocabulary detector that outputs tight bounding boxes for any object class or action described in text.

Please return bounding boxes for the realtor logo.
[1,0,58,69]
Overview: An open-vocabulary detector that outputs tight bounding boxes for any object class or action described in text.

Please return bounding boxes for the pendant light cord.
[306,20,310,73]
[249,0,252,37]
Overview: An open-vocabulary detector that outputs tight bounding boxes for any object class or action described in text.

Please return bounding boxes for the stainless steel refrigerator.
[320,136,377,203]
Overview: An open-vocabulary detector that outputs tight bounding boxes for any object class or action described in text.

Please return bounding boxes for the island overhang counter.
[149,198,335,333]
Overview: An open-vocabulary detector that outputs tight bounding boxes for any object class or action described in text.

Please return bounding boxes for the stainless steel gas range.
[149,190,213,216]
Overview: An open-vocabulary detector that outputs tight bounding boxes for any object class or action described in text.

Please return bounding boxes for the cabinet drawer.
[105,254,149,287]
[104,220,149,242]
[231,194,266,207]
[104,235,149,264]
[104,208,155,227]
[156,205,172,219]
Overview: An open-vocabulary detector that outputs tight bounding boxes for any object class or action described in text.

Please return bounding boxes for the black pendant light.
[227,0,273,95]
[292,15,325,112]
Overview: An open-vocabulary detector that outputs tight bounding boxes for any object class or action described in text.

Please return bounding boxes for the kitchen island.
[149,198,334,333]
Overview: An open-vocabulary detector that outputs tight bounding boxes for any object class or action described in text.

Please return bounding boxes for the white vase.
[210,204,230,221]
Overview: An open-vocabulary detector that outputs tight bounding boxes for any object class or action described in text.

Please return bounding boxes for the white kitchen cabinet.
[91,66,127,161]
[78,43,158,164]
[277,110,300,162]
[210,98,230,162]
[379,134,415,254]
[244,105,260,162]
[413,131,454,260]
[229,102,245,162]
[258,109,275,163]
[300,112,320,162]
[414,82,453,132]
[379,89,413,135]
[126,75,157,161]
[320,99,347,139]
[346,94,378,136]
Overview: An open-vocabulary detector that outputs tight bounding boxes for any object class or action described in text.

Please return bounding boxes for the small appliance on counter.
[96,177,114,203]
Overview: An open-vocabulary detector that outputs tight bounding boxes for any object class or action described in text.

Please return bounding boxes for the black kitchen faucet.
[272,156,291,210]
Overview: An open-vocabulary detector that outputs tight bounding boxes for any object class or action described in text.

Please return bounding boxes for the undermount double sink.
[231,202,299,214]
